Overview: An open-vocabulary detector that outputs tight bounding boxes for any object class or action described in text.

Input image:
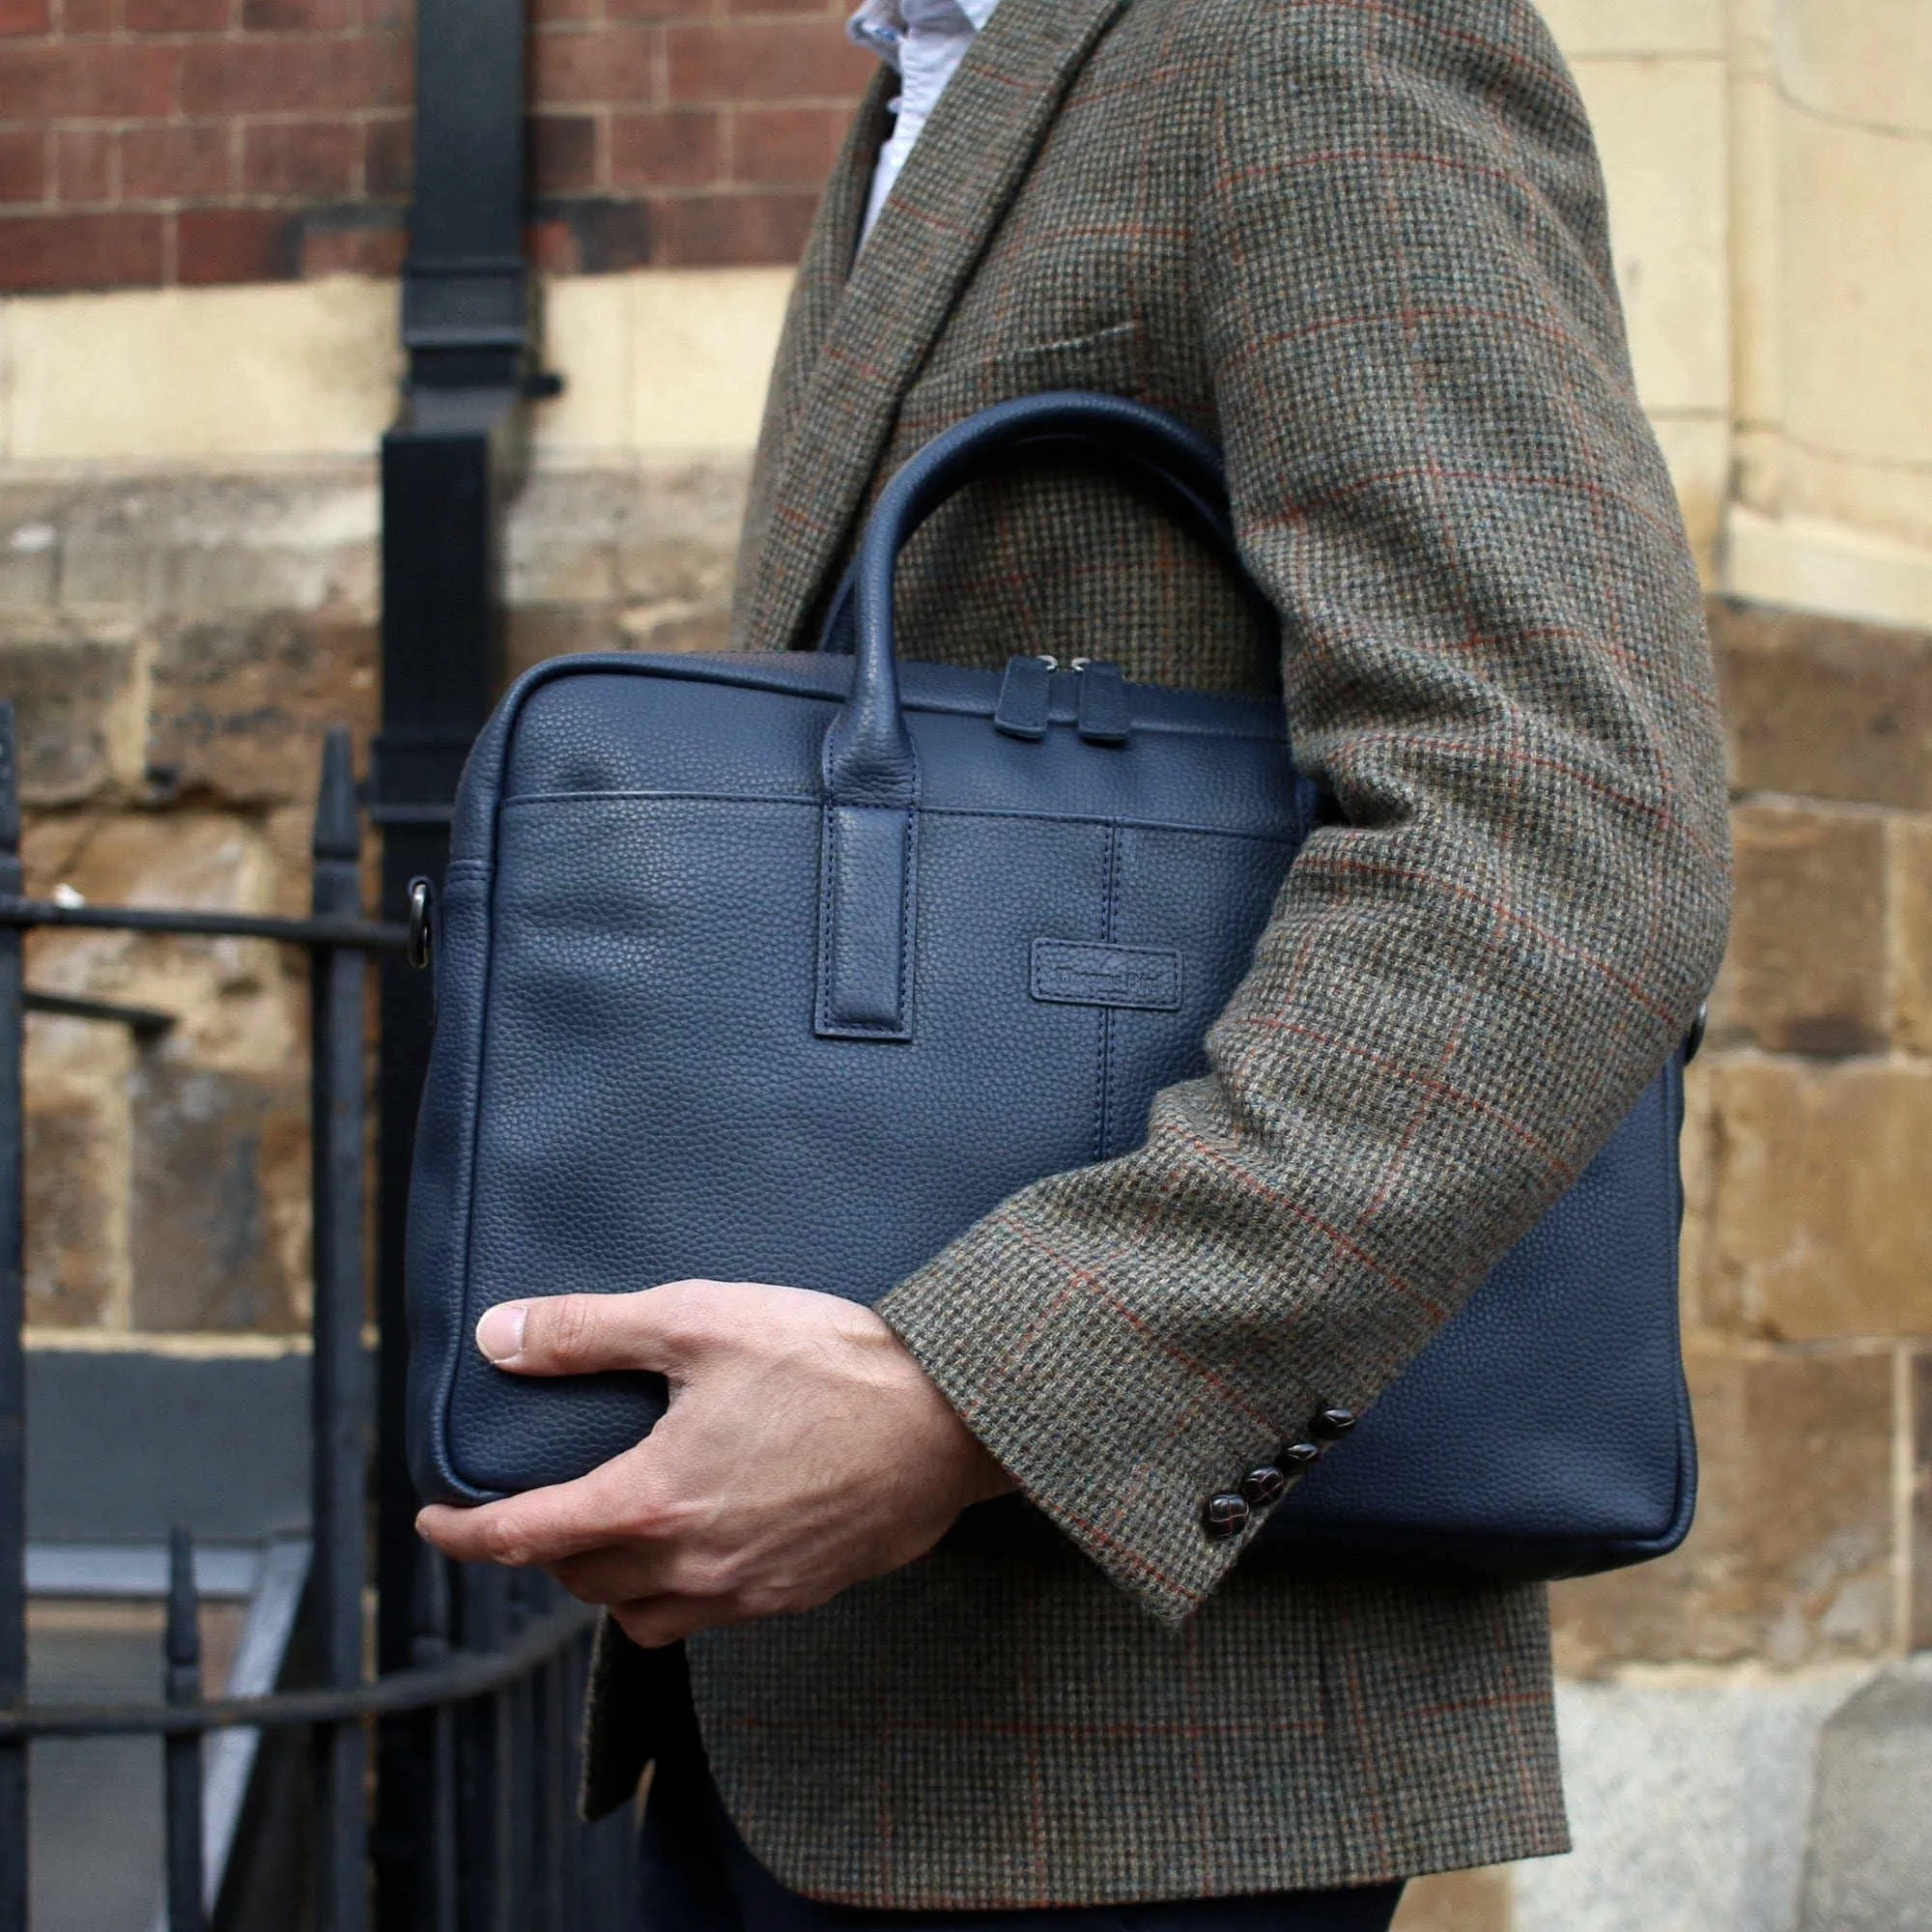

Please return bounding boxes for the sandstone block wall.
[1,1,1929,1927]
[1548,600,1932,1674]
[7,450,1927,1932]
[1,460,743,1338]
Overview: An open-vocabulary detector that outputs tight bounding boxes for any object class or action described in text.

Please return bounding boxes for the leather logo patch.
[1031,940,1182,1011]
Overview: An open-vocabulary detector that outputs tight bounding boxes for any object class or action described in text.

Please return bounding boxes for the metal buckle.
[407,877,436,972]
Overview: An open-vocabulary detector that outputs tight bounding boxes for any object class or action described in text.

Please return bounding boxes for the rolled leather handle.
[820,390,1271,804]
[817,402,1267,659]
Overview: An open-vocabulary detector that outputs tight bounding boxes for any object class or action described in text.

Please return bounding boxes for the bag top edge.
[520,650,1289,740]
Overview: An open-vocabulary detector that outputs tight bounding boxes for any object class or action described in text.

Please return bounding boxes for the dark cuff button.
[1203,1492,1252,1539]
[1238,1464,1287,1509]
[1310,1406,1357,1439]
[1279,1440,1322,1469]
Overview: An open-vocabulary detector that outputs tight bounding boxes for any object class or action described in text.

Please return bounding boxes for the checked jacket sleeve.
[875,0,1732,1626]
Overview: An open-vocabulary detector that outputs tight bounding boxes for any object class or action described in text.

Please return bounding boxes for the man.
[419,0,1731,1922]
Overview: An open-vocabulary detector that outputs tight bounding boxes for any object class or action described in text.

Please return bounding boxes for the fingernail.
[476,1301,527,1363]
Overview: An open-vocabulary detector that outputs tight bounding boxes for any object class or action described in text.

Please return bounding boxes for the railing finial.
[165,1524,199,1693]
[0,698,19,863]
[164,1523,208,1932]
[313,726,361,865]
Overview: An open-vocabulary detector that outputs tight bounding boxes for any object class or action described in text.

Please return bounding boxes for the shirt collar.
[847,0,1000,68]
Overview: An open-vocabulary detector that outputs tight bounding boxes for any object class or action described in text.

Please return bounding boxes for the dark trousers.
[637,1679,1406,1932]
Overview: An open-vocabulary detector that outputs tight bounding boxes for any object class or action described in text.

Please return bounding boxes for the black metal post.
[374,0,543,1916]
[558,1636,585,1914]
[313,729,372,1932]
[529,1574,566,1932]
[502,1575,533,1932]
[412,1544,459,1932]
[400,0,531,400]
[0,710,608,1921]
[164,1526,206,1932]
[453,1565,512,1932]
[533,1654,562,1932]
[0,703,27,1930]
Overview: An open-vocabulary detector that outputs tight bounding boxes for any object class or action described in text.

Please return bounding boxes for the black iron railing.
[374,0,552,1900]
[0,706,636,1929]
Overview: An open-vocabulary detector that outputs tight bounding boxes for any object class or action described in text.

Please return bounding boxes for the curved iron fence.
[0,705,635,1930]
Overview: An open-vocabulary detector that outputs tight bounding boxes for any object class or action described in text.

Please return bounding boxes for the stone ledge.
[1797,1662,1932,1931]
[1519,1665,1876,1932]
[0,274,789,466]
[1,458,747,628]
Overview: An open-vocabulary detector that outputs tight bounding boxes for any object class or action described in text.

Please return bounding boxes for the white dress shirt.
[848,0,1004,242]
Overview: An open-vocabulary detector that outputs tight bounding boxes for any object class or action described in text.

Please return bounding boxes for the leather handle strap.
[815,418,1272,661]
[813,391,1264,1042]
[820,390,1266,804]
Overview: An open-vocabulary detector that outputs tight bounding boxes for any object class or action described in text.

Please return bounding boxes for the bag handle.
[810,391,1270,1043]
[815,407,1273,661]
[821,390,1270,806]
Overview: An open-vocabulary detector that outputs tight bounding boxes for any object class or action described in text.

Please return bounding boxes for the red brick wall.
[0,0,873,293]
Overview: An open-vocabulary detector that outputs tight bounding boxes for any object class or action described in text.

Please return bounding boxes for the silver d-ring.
[407,877,436,972]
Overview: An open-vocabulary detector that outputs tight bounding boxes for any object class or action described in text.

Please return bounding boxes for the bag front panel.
[444,763,1301,1498]
[409,654,1693,1576]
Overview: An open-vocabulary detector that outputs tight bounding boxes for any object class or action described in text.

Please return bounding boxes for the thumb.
[475,1290,675,1378]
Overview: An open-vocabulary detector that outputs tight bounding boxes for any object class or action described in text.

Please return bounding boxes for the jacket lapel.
[737,0,1128,657]
[727,68,894,652]
[767,68,896,451]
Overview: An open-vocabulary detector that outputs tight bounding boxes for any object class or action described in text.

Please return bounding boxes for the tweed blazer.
[584,0,1732,1908]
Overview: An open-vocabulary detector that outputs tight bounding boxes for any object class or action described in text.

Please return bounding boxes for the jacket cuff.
[877,1201,1343,1627]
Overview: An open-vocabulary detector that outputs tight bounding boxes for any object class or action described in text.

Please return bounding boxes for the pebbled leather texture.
[406,394,1697,1580]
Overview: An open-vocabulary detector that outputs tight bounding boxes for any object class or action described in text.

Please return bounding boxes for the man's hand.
[414,1280,1015,1648]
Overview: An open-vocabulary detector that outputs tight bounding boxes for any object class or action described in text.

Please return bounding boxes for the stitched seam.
[431,653,598,1503]
[916,815,1298,846]
[500,792,1303,845]
[1659,1056,1697,1544]
[1096,822,1119,1159]
[819,800,842,1043]
[474,657,1288,738]
[502,791,822,810]
[899,805,918,1037]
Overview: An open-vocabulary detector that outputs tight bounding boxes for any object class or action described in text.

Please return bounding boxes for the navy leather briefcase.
[407,390,1696,1579]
